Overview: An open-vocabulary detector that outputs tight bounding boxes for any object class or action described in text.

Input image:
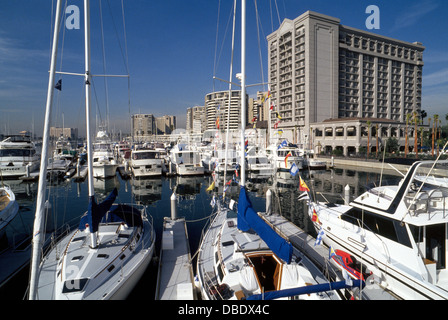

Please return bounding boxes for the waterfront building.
[132,114,176,141]
[204,90,247,131]
[49,127,78,141]
[186,106,206,134]
[267,11,424,154]
[156,115,176,135]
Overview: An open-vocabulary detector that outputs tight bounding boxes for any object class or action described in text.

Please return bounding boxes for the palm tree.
[432,114,439,157]
[405,113,411,158]
[413,111,419,158]
[420,109,427,125]
[376,124,379,158]
[366,120,371,158]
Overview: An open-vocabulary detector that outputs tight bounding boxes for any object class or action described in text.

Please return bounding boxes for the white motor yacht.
[266,142,304,172]
[169,143,204,176]
[0,134,40,178]
[130,147,163,178]
[307,160,448,299]
[92,131,118,179]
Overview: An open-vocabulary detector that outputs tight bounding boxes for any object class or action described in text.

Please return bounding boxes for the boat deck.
[155,217,195,300]
[261,213,398,300]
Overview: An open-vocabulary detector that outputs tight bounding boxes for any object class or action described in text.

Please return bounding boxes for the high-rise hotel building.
[267,11,424,152]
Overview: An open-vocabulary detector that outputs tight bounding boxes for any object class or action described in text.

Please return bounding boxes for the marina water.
[0,164,402,300]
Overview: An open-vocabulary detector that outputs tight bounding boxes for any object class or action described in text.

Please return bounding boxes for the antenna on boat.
[29,0,63,300]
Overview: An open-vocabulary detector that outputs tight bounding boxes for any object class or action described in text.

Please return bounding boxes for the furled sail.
[79,188,118,233]
[237,187,293,263]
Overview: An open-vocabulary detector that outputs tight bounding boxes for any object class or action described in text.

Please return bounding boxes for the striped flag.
[314,228,325,246]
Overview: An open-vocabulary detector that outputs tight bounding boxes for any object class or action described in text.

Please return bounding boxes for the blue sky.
[0,0,447,136]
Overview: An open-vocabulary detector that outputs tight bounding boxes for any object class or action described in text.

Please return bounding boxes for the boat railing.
[405,188,448,219]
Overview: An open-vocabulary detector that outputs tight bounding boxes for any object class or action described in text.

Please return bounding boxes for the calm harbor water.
[0,164,402,300]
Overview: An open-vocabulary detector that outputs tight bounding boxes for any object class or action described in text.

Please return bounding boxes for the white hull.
[308,160,448,300]
[0,162,39,178]
[131,160,162,177]
[35,211,155,300]
[176,164,205,176]
[92,163,117,178]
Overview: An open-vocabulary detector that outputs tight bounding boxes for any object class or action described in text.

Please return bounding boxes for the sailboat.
[195,0,357,300]
[28,0,155,300]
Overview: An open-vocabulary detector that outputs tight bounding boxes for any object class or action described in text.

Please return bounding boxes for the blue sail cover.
[246,279,365,300]
[79,188,118,233]
[237,187,293,264]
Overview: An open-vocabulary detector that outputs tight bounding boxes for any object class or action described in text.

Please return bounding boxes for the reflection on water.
[0,164,404,299]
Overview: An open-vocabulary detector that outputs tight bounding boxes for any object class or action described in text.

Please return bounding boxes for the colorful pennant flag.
[299,176,310,192]
[329,246,336,259]
[284,151,292,167]
[206,181,215,192]
[311,208,321,225]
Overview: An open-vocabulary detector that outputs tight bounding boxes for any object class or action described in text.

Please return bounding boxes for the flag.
[216,117,220,129]
[273,121,279,129]
[342,268,353,286]
[206,181,215,192]
[55,79,62,91]
[311,208,321,225]
[277,129,283,135]
[276,112,282,119]
[284,151,292,168]
[270,104,274,111]
[329,246,336,259]
[314,228,325,246]
[210,195,216,207]
[299,176,310,192]
[264,91,271,102]
[277,140,288,150]
[289,162,298,176]
[297,192,309,201]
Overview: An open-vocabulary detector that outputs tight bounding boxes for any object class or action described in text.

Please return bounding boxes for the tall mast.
[240,0,246,187]
[29,0,63,300]
[84,0,97,248]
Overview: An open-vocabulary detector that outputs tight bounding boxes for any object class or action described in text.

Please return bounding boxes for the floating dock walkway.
[155,216,196,300]
[260,212,398,300]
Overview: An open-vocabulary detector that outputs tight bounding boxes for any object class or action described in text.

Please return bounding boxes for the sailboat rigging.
[195,0,358,300]
[28,0,155,300]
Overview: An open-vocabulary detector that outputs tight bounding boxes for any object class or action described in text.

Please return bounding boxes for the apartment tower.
[267,11,424,146]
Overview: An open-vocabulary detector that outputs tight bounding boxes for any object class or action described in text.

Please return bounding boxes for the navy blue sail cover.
[237,187,293,264]
[79,188,118,233]
[247,279,365,300]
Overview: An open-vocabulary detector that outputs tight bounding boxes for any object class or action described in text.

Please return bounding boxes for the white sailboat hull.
[35,214,155,300]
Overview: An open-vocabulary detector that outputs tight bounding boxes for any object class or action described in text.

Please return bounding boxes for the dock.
[260,212,398,300]
[155,217,196,300]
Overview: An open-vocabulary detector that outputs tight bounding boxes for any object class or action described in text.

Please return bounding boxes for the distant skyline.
[0,0,447,136]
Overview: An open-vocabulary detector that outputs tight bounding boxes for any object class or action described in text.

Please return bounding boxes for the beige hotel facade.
[267,11,425,155]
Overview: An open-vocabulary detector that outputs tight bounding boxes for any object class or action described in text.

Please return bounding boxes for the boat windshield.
[133,151,159,160]
[0,149,35,157]
[93,143,112,151]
